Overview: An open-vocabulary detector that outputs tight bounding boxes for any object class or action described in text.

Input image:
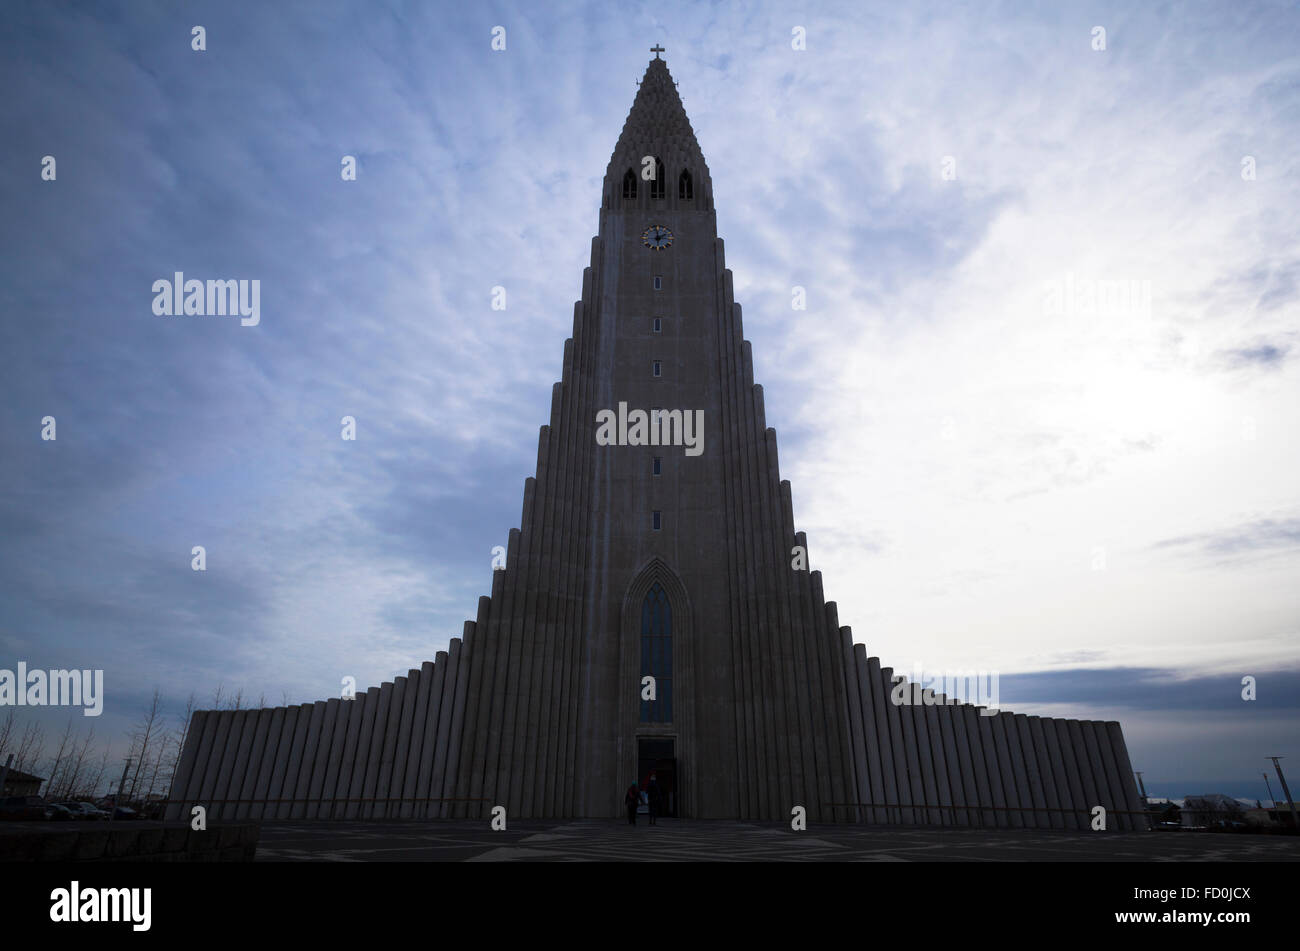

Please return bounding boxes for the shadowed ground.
[251,819,1300,862]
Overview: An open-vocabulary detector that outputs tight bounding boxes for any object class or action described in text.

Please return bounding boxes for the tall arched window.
[678,169,693,201]
[649,158,665,200]
[640,582,672,722]
[622,169,637,200]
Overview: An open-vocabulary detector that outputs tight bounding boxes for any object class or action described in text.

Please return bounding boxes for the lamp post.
[1266,756,1299,831]
[1262,772,1276,810]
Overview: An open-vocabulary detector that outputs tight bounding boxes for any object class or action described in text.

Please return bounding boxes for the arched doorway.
[620,559,692,817]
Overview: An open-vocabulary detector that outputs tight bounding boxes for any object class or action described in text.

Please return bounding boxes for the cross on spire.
[651,44,665,59]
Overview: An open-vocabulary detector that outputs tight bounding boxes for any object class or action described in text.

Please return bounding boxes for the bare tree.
[59,727,96,802]
[45,718,76,800]
[127,688,164,802]
[0,707,14,756]
[162,692,197,801]
[81,748,111,800]
[13,718,46,775]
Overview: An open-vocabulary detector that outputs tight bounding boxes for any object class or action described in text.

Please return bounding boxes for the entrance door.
[637,736,677,818]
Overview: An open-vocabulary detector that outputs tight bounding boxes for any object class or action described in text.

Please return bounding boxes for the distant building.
[1,768,45,798]
[1245,806,1296,829]
[1181,793,1245,828]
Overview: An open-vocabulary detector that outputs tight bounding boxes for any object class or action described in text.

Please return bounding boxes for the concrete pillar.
[792,534,829,821]
[1107,721,1147,831]
[975,709,1009,827]
[263,706,300,821]
[233,708,272,821]
[207,711,244,822]
[290,701,327,819]
[1052,718,1087,830]
[945,700,978,826]
[457,595,494,819]
[961,706,994,828]
[389,669,420,819]
[881,667,915,823]
[1035,715,1071,830]
[1024,716,1059,829]
[783,504,822,822]
[190,710,229,819]
[865,655,897,823]
[758,430,798,820]
[1012,713,1045,828]
[1066,718,1102,829]
[402,661,436,819]
[511,439,549,820]
[167,710,211,821]
[840,628,870,822]
[374,670,408,821]
[908,685,941,824]
[414,656,446,819]
[893,676,926,823]
[335,692,368,819]
[362,682,394,819]
[856,648,888,822]
[989,712,1023,827]
[443,626,474,818]
[249,707,285,821]
[815,587,853,822]
[276,704,313,820]
[312,698,346,819]
[1090,720,1130,831]
[346,688,379,819]
[921,691,954,825]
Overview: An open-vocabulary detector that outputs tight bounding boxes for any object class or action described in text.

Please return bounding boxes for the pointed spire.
[603,56,712,210]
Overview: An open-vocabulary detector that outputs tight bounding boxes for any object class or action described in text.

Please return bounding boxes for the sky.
[1,0,1297,802]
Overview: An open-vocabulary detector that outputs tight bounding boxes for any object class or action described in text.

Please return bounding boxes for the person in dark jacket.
[646,772,662,825]
[625,782,641,825]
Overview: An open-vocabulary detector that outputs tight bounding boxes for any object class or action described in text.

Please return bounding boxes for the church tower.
[169,53,1146,830]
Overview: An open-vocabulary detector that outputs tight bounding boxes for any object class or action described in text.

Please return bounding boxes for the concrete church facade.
[168,54,1146,830]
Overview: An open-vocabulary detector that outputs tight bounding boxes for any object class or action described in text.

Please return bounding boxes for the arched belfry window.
[622,169,637,200]
[679,169,693,201]
[640,582,672,722]
[649,158,665,200]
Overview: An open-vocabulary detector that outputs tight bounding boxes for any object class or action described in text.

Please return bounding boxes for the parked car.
[111,805,138,820]
[44,802,77,821]
[56,801,109,820]
[0,796,48,820]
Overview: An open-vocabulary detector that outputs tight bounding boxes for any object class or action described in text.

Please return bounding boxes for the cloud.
[1154,517,1300,562]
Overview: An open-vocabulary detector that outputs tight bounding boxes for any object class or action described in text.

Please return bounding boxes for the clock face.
[642,225,673,250]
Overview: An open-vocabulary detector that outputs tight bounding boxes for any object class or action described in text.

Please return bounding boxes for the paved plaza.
[252,819,1300,862]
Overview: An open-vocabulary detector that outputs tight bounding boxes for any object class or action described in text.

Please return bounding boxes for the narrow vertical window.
[652,510,662,531]
[653,317,662,333]
[640,582,672,722]
[653,276,662,290]
[622,169,637,200]
[653,361,661,377]
[678,169,693,201]
[652,456,662,475]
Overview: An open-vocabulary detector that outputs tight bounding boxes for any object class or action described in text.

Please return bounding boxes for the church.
[168,52,1145,830]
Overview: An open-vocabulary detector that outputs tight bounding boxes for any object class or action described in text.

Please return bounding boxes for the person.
[646,772,662,825]
[625,781,641,825]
